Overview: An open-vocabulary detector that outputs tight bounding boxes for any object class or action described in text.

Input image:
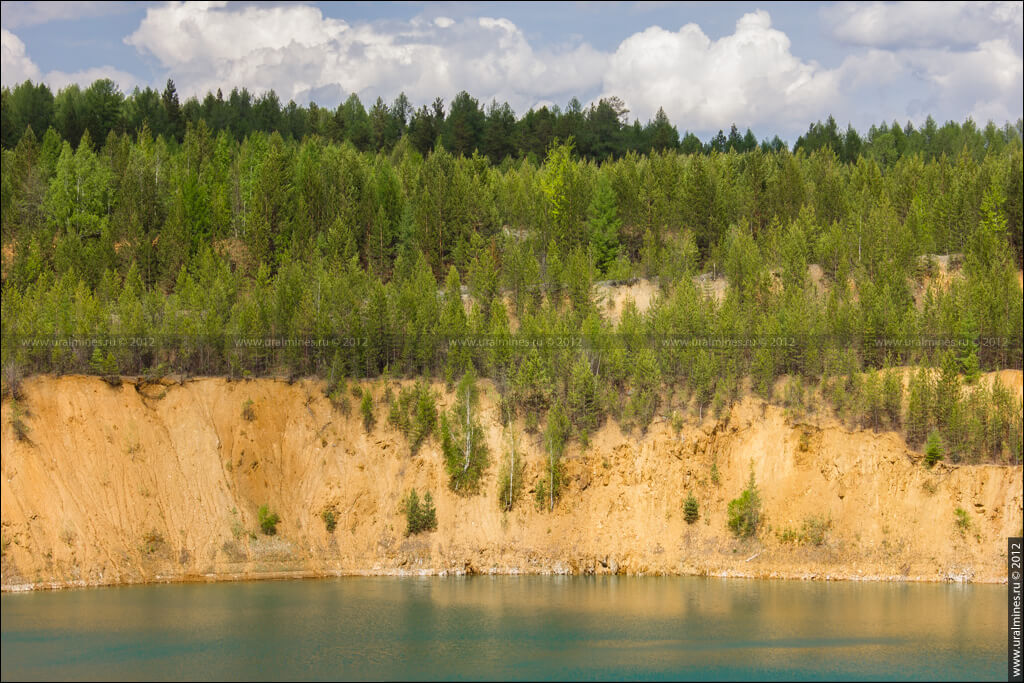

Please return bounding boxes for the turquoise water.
[0,576,1006,680]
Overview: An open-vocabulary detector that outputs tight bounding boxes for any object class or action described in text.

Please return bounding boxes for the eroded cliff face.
[2,374,1021,590]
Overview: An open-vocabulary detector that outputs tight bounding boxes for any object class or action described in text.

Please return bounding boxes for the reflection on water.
[1,577,1005,681]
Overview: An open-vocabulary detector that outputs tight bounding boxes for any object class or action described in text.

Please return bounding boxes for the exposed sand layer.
[2,374,1021,591]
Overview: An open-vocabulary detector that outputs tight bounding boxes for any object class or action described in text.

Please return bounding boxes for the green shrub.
[727,467,762,538]
[778,527,801,544]
[683,493,699,524]
[329,389,350,415]
[258,504,280,535]
[710,458,721,486]
[403,489,438,536]
[924,430,943,467]
[954,506,971,535]
[242,399,256,422]
[360,391,375,433]
[800,514,831,546]
[141,530,165,555]
[389,381,438,455]
[321,507,338,533]
[671,410,684,436]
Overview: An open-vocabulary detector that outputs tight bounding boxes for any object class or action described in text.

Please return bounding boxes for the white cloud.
[44,66,142,93]
[823,1,1023,51]
[906,40,1023,97]
[828,10,1023,129]
[2,28,138,92]
[1,28,41,84]
[123,2,607,114]
[0,1,135,30]
[603,11,839,130]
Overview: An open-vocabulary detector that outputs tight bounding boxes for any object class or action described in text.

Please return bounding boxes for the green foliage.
[882,368,903,427]
[587,176,622,274]
[90,348,118,377]
[539,139,580,248]
[389,381,438,455]
[537,401,570,511]
[321,507,338,533]
[800,514,832,546]
[497,430,525,513]
[257,504,280,536]
[727,467,762,538]
[567,356,603,434]
[242,399,256,422]
[403,489,438,536]
[0,86,1021,470]
[954,506,971,535]
[360,391,375,433]
[671,410,685,435]
[710,458,721,486]
[441,371,490,493]
[626,349,660,432]
[683,493,700,524]
[924,430,944,467]
[905,368,934,446]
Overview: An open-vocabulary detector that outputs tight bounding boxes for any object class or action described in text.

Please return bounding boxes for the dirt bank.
[2,374,1021,591]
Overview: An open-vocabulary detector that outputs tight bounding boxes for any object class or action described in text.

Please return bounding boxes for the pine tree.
[587,176,622,274]
[905,367,934,446]
[440,266,470,383]
[882,368,903,428]
[924,430,943,467]
[161,79,183,141]
[727,466,762,537]
[933,352,961,433]
[361,390,375,433]
[567,355,602,434]
[683,493,699,524]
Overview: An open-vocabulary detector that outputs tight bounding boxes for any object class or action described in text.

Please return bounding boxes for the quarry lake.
[0,576,1007,681]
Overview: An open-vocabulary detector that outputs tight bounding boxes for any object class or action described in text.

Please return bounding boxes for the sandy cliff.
[2,374,1021,590]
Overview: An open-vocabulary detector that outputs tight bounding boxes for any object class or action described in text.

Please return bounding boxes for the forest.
[2,78,1023,472]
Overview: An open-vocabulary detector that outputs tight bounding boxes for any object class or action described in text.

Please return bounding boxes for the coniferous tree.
[587,176,622,275]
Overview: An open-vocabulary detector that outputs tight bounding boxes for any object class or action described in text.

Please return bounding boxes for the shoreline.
[3,564,1006,593]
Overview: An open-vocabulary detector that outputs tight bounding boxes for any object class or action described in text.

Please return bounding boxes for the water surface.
[1,577,1006,680]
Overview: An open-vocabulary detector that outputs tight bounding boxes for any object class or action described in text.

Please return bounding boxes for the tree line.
[3,78,1022,165]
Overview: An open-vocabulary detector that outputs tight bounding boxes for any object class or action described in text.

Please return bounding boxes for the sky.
[1,1,1021,141]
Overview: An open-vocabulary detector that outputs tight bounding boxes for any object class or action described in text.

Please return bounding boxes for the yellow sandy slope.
[2,373,1021,590]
